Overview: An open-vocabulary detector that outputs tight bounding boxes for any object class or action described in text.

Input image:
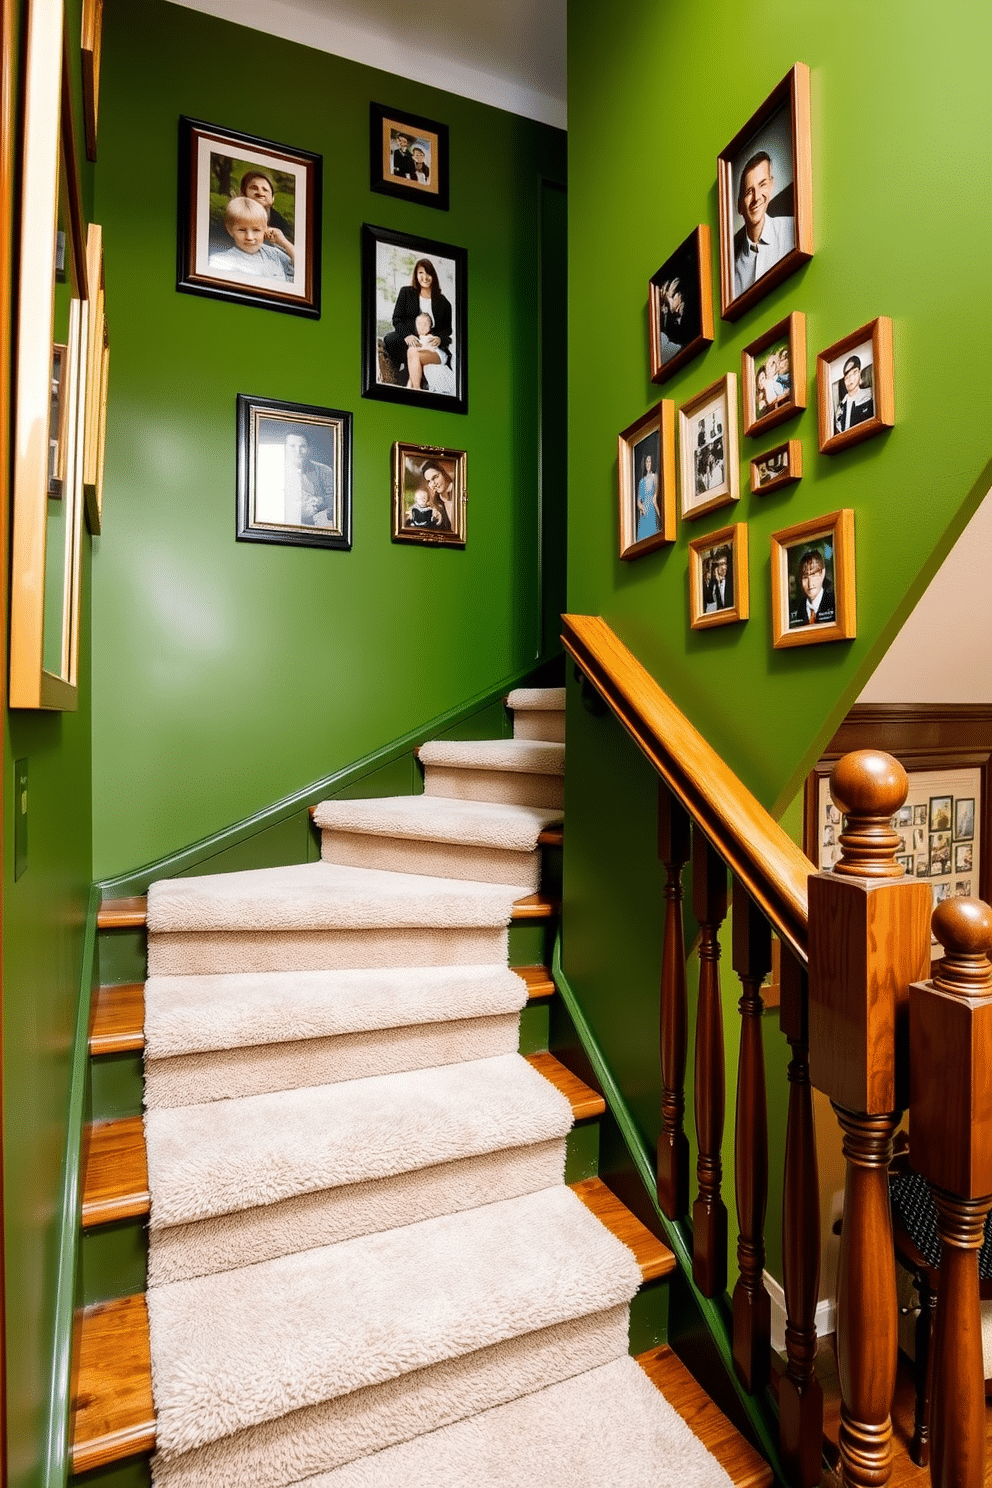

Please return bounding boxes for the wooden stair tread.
[82,1117,149,1228]
[513,965,556,999]
[635,1345,773,1488]
[97,896,148,928]
[89,983,145,1054]
[511,892,558,920]
[570,1177,675,1282]
[72,1294,156,1473]
[525,1051,605,1120]
[537,825,563,847]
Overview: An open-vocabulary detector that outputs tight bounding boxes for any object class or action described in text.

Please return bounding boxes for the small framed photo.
[649,226,714,384]
[955,841,975,874]
[362,223,467,414]
[177,118,321,318]
[392,444,466,547]
[750,439,801,495]
[956,797,976,840]
[370,102,449,211]
[770,508,856,649]
[817,317,894,453]
[236,395,352,549]
[678,374,739,521]
[81,0,103,161]
[618,401,676,559]
[929,794,953,832]
[929,831,952,876]
[742,313,806,435]
[717,64,813,322]
[688,522,749,630]
[48,344,70,496]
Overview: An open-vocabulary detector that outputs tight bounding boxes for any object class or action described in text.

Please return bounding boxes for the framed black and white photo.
[750,438,801,495]
[688,522,749,630]
[362,223,467,414]
[370,102,449,211]
[678,373,739,521]
[392,443,466,546]
[236,395,352,549]
[817,317,894,454]
[648,226,713,384]
[177,117,321,317]
[618,401,676,559]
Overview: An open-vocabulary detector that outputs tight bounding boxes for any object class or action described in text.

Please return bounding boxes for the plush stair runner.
[142,689,733,1486]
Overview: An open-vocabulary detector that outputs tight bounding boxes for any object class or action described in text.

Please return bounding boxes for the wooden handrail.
[562,615,811,961]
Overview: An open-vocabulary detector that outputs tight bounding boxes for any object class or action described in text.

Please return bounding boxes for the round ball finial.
[932,898,992,999]
[828,750,909,879]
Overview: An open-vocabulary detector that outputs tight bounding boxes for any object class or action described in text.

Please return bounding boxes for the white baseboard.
[764,1270,835,1354]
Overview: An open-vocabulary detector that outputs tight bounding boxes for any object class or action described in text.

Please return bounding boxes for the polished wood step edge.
[513,965,555,999]
[81,1117,149,1229]
[98,892,558,931]
[635,1344,773,1488]
[525,1051,605,1121]
[89,983,145,1054]
[71,1294,156,1474]
[570,1177,675,1282]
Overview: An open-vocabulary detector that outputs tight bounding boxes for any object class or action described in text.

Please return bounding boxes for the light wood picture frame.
[742,311,806,435]
[392,443,467,547]
[83,221,106,530]
[648,225,714,385]
[618,400,676,559]
[689,522,749,630]
[771,508,856,648]
[678,373,739,521]
[817,316,894,454]
[750,438,802,495]
[81,0,103,161]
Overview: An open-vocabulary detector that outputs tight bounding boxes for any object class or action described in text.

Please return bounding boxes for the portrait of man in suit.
[788,545,836,629]
[831,349,875,435]
[704,546,734,612]
[391,131,417,180]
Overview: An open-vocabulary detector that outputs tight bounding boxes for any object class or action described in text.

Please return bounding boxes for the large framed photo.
[817,317,894,454]
[392,443,466,547]
[770,508,855,648]
[750,439,801,495]
[717,64,813,322]
[236,395,352,549]
[678,374,739,521]
[362,223,467,415]
[648,226,713,384]
[370,102,449,211]
[742,312,806,435]
[618,401,676,559]
[177,117,321,318]
[689,522,749,630]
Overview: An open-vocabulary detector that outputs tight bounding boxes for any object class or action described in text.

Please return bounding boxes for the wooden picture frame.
[618,400,676,559]
[678,373,739,521]
[750,438,801,494]
[770,508,855,648]
[648,225,713,384]
[742,312,806,435]
[236,395,352,550]
[718,63,813,322]
[81,0,103,161]
[83,221,106,531]
[689,522,749,630]
[817,316,894,454]
[391,443,466,547]
[370,102,449,212]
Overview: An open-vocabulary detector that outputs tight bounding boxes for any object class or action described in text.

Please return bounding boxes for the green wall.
[92,0,565,881]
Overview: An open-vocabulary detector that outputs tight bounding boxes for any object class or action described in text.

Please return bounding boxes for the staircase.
[73,688,772,1487]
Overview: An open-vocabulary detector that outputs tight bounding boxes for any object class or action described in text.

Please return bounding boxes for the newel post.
[910,898,992,1488]
[807,751,931,1488]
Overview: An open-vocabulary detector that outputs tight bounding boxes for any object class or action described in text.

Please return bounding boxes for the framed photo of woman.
[617,401,676,559]
[362,224,468,415]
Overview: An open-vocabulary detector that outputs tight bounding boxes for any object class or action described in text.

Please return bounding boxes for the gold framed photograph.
[689,522,749,630]
[741,312,806,435]
[392,443,466,547]
[83,221,106,531]
[678,373,739,522]
[618,400,676,559]
[750,438,801,495]
[648,226,714,384]
[771,508,856,649]
[717,64,813,322]
[816,317,894,454]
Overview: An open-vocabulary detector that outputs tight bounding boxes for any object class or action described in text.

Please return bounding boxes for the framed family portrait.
[362,223,468,414]
[236,395,352,550]
[742,312,806,435]
[370,102,449,211]
[717,64,813,322]
[817,317,894,454]
[177,117,322,317]
[392,443,466,547]
[618,401,676,559]
[770,508,855,648]
[688,523,749,630]
[678,373,739,521]
[648,226,713,384]
[751,439,801,495]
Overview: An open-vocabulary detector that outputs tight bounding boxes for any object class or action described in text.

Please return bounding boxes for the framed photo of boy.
[618,401,676,559]
[742,312,806,436]
[689,522,749,631]
[236,395,352,550]
[392,443,466,547]
[817,317,894,454]
[362,223,468,414]
[750,439,802,495]
[370,102,449,211]
[177,118,321,317]
[770,508,856,649]
[678,373,739,522]
[648,226,713,384]
[717,64,813,322]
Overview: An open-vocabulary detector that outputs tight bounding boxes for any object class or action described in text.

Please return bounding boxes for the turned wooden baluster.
[778,947,822,1488]
[658,783,691,1220]
[910,897,992,1488]
[731,878,771,1392]
[692,826,728,1297]
[808,751,931,1488]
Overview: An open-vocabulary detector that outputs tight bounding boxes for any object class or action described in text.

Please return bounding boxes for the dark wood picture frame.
[817,316,894,454]
[370,102,449,211]
[742,311,806,435]
[392,442,466,546]
[236,394,352,550]
[618,400,676,559]
[750,438,802,495]
[688,521,749,630]
[648,225,714,384]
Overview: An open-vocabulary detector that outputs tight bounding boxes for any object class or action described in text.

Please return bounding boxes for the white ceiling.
[169,0,567,128]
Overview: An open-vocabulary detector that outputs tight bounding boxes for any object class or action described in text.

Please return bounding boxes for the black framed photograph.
[817,318,894,454]
[956,797,976,840]
[688,522,749,630]
[742,312,806,435]
[618,401,676,559]
[362,223,467,414]
[236,395,352,549]
[677,374,739,521]
[392,443,466,547]
[750,439,801,495]
[177,117,321,318]
[929,794,953,832]
[648,226,713,384]
[370,102,449,211]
